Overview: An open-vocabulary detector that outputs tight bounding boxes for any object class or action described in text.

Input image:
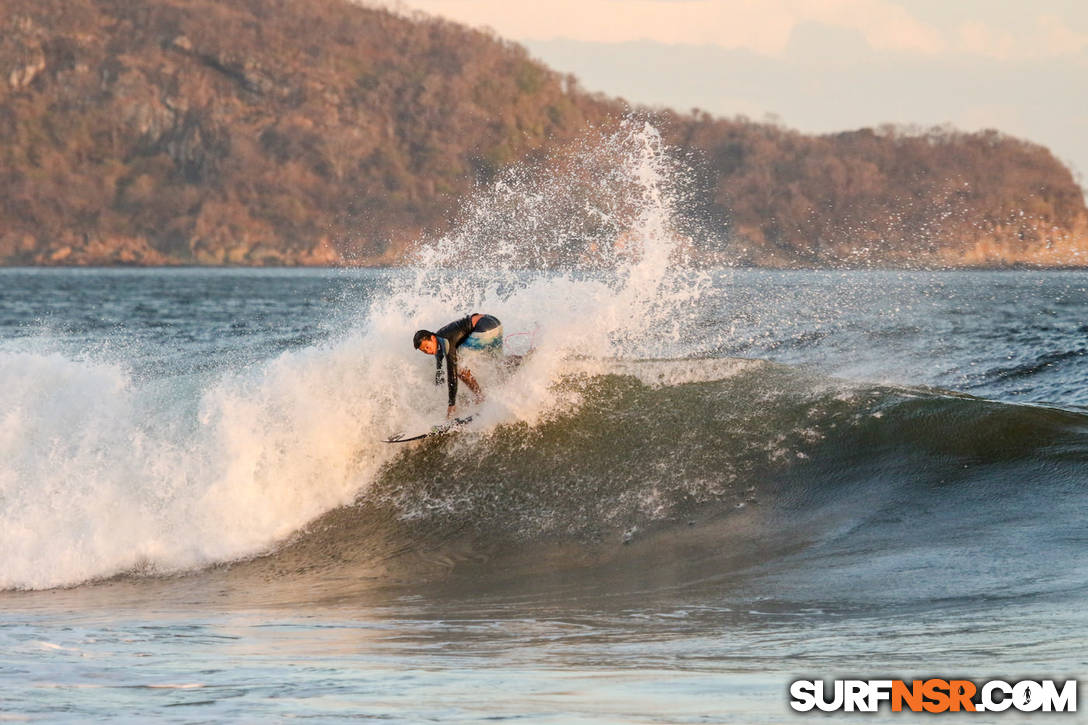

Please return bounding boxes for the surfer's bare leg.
[459,368,484,403]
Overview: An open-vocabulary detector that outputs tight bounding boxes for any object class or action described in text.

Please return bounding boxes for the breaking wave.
[0,121,710,590]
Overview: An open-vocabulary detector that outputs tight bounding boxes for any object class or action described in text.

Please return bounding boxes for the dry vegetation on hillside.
[1,0,1085,266]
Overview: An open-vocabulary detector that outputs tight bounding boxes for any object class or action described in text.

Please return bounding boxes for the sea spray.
[401,119,708,353]
[375,120,713,426]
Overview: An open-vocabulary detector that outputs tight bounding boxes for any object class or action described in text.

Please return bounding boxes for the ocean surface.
[2,128,1087,722]
[2,266,1086,723]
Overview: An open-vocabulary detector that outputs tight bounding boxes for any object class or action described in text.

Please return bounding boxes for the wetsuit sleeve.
[436,315,476,407]
[446,345,458,406]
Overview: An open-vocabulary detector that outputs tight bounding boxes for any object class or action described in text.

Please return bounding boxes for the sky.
[396,0,1088,187]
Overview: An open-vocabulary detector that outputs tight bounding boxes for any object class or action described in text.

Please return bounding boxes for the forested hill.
[2,0,1085,267]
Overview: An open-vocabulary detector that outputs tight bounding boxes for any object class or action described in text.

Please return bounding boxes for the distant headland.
[2,0,1085,267]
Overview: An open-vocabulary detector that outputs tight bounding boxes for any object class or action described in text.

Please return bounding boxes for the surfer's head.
[414,330,438,355]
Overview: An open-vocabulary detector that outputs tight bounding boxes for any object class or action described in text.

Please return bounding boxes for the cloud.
[1036,14,1088,56]
[957,20,1015,58]
[401,0,945,56]
[402,0,794,54]
[401,1,1088,61]
[957,14,1088,60]
[957,16,1083,59]
[796,0,944,54]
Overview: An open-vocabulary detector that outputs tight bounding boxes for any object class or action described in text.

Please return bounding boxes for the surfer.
[414,313,503,417]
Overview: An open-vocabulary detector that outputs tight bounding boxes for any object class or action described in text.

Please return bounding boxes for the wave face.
[295,358,1086,605]
[372,363,1088,540]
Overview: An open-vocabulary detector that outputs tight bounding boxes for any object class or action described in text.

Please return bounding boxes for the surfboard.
[383,416,474,443]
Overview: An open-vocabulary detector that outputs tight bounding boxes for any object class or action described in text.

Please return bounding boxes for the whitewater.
[2,122,1087,722]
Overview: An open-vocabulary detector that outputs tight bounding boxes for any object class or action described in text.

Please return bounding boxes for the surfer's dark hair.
[413,330,433,349]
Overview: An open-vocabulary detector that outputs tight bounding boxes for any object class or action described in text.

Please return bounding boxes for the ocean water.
[3,125,1087,722]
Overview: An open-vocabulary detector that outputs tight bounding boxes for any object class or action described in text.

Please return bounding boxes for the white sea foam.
[0,121,712,589]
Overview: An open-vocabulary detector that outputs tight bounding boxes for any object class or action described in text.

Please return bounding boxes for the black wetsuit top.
[434,314,478,406]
